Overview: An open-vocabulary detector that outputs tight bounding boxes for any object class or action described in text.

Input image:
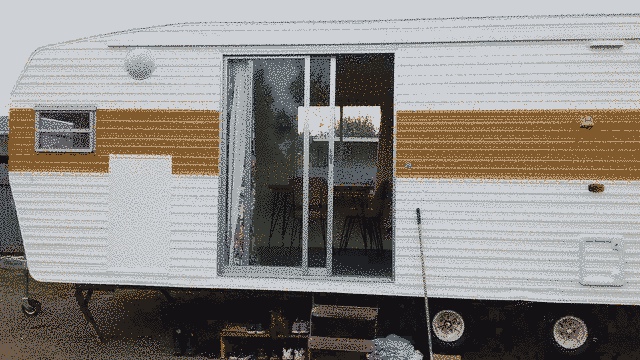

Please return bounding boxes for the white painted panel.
[108,155,171,274]
[11,15,640,111]
[395,42,640,110]
[169,175,218,277]
[15,170,640,304]
[11,48,222,110]
[580,237,625,286]
[19,75,220,86]
[8,172,109,278]
[394,178,640,304]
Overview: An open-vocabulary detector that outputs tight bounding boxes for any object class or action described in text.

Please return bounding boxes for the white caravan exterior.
[8,15,640,307]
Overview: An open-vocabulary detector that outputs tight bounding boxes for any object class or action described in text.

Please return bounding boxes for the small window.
[35,110,95,152]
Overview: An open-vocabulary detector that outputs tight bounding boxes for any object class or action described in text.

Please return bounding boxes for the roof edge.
[40,12,640,50]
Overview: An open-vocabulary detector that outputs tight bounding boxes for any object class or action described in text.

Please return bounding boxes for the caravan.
[8,14,640,355]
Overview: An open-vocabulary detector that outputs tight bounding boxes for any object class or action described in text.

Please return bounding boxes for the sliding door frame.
[219,55,336,278]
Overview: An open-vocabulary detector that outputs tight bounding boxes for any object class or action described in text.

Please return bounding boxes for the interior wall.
[336,54,395,250]
[336,54,394,188]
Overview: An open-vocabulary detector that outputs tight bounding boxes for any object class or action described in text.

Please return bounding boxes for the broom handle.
[417,208,434,360]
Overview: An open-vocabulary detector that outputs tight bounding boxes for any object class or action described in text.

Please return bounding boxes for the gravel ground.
[5,264,639,360]
[0,268,220,360]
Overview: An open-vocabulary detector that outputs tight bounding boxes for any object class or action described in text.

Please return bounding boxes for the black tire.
[545,310,597,358]
[21,299,41,317]
[429,306,471,355]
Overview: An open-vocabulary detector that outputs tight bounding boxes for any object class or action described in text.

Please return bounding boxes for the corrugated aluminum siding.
[395,41,640,110]
[10,15,639,110]
[395,178,640,304]
[13,172,640,304]
[10,173,110,274]
[11,48,222,110]
[169,176,218,284]
[9,173,407,295]
[8,15,640,302]
[9,173,219,286]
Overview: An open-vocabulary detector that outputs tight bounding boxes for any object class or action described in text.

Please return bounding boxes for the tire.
[430,307,470,355]
[21,299,42,317]
[545,311,596,358]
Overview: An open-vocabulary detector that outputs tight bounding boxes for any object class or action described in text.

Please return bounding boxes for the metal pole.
[302,56,311,272]
[417,208,434,360]
[22,266,29,301]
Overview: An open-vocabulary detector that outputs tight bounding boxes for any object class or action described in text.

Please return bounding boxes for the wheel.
[547,313,594,357]
[553,316,588,351]
[21,299,42,317]
[430,308,469,354]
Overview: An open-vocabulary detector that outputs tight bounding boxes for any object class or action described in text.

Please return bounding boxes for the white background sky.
[1,0,639,115]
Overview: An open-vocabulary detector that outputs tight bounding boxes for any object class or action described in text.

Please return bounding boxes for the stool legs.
[340,215,370,253]
[267,192,281,246]
[268,191,293,247]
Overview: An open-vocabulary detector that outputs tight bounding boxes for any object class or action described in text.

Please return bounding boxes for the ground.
[0,268,219,359]
[2,267,640,359]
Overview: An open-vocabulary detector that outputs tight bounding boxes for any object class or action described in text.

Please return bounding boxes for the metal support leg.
[159,289,175,303]
[74,286,104,342]
[22,267,29,302]
[21,267,41,317]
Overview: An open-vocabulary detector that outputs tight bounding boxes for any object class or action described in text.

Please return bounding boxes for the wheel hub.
[432,310,465,343]
[553,315,588,350]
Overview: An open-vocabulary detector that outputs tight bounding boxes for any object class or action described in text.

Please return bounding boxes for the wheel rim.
[432,310,465,342]
[553,315,588,350]
[22,304,36,315]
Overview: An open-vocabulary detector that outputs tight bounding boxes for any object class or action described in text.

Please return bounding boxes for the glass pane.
[38,132,91,150]
[333,140,386,276]
[228,58,305,267]
[305,108,334,268]
[226,59,254,266]
[310,57,330,106]
[340,106,381,139]
[38,112,91,130]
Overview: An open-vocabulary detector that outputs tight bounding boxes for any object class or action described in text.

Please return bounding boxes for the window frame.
[34,106,96,153]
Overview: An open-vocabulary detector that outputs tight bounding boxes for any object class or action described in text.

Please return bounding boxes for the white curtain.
[227,60,254,266]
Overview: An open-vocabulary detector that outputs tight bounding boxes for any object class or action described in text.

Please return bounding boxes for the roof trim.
[44,13,640,50]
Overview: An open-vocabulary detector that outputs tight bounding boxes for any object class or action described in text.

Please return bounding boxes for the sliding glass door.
[223,54,394,278]
[226,58,306,269]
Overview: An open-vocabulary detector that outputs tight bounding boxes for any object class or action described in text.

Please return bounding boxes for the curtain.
[227,60,254,266]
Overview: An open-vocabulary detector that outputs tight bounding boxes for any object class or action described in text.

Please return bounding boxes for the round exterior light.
[125,48,156,80]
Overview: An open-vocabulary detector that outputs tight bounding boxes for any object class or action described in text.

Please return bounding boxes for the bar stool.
[267,184,294,247]
[289,177,328,252]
